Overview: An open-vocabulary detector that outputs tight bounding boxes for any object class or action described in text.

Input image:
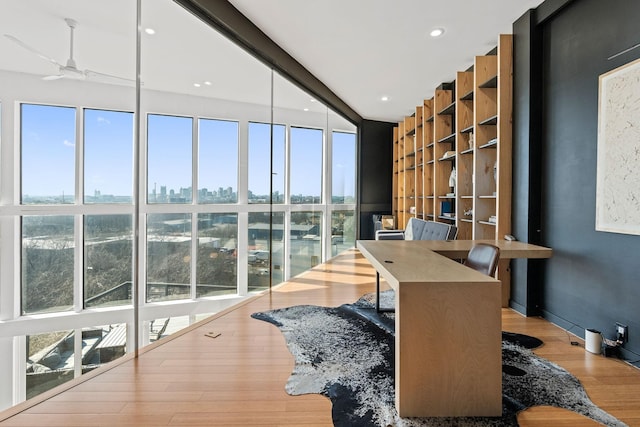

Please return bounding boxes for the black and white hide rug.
[251,290,627,427]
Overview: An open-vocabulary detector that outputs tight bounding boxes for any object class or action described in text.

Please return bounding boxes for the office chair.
[464,243,500,276]
[375,218,458,241]
[374,218,458,312]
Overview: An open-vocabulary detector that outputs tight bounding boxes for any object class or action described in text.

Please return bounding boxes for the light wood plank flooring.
[1,248,639,426]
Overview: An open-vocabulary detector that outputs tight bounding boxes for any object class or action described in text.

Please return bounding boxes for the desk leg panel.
[498,259,511,307]
[395,281,502,417]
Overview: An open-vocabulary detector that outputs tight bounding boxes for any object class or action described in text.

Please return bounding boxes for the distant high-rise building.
[200,188,208,200]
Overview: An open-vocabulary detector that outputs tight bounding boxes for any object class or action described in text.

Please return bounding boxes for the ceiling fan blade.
[7,19,137,87]
[42,74,65,81]
[3,34,63,67]
[84,69,136,85]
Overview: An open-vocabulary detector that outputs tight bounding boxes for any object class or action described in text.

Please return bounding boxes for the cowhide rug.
[251,290,627,427]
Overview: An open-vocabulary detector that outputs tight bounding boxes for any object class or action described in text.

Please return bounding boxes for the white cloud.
[97,116,111,125]
[63,140,75,147]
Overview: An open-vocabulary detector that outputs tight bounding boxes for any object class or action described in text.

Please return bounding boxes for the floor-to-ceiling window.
[0,0,357,410]
[330,129,357,256]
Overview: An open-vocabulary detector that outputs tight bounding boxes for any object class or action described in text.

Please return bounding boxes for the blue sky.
[21,104,356,200]
[332,131,357,198]
[22,104,77,199]
[290,126,323,197]
[85,109,134,197]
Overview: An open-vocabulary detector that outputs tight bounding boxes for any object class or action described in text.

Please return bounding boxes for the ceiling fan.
[4,17,134,84]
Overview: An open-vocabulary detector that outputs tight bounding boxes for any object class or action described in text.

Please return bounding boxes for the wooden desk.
[403,239,553,260]
[421,239,552,307]
[355,239,552,418]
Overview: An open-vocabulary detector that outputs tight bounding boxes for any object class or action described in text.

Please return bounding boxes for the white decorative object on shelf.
[440,151,456,160]
[449,167,456,192]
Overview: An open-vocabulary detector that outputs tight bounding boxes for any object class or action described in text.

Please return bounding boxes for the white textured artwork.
[596,57,640,235]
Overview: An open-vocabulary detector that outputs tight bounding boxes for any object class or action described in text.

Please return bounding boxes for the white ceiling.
[229,0,545,122]
[0,0,545,124]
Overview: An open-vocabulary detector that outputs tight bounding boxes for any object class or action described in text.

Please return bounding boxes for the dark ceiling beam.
[173,0,363,125]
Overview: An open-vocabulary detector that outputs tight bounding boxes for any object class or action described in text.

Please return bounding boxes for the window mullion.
[190,212,197,300]
[75,106,84,313]
[77,107,84,205]
[191,118,198,300]
[74,214,83,313]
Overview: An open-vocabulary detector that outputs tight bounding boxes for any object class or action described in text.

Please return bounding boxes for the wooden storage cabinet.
[391,34,513,304]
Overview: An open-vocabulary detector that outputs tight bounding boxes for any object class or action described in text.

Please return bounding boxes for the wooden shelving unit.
[423,99,435,220]
[456,70,474,240]
[415,106,424,219]
[474,49,498,240]
[434,86,454,222]
[390,34,513,305]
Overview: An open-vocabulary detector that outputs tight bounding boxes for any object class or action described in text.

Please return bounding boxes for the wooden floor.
[1,248,639,426]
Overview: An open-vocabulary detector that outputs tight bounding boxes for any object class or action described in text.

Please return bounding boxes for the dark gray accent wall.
[358,120,395,240]
[513,0,640,357]
[511,9,544,316]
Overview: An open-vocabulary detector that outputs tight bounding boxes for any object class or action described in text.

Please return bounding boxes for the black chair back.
[464,243,500,276]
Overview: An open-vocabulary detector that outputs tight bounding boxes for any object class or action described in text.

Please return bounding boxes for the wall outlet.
[616,322,629,344]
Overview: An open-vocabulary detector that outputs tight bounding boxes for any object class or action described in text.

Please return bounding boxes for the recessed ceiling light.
[204,81,212,86]
[430,28,445,38]
[310,98,316,103]
[381,96,389,102]
[303,108,309,112]
[145,28,155,35]
[193,83,201,87]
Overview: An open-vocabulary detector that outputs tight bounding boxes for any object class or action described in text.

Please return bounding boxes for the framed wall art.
[596,57,640,235]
